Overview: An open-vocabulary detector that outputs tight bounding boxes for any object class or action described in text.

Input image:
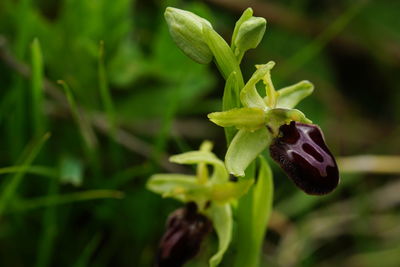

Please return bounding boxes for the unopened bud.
[233,17,266,57]
[164,7,213,64]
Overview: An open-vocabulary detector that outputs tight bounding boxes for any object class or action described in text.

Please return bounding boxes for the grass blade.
[0,132,50,216]
[13,190,124,212]
[31,38,46,137]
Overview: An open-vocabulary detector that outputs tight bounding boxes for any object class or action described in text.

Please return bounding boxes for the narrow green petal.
[208,107,266,131]
[197,141,213,184]
[276,80,314,109]
[240,62,275,109]
[225,128,272,176]
[170,151,228,183]
[209,203,232,267]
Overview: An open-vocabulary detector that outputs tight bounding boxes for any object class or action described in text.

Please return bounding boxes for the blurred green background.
[1,0,400,266]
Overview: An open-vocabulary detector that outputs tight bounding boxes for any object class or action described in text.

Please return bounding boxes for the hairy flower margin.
[148,6,340,267]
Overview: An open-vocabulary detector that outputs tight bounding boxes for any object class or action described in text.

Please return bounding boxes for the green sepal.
[276,80,314,109]
[240,62,275,109]
[170,151,228,184]
[208,203,233,267]
[146,174,209,202]
[208,107,266,131]
[164,7,213,64]
[225,128,272,177]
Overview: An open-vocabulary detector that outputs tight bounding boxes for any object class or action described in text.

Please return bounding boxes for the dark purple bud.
[269,121,339,195]
[157,202,212,267]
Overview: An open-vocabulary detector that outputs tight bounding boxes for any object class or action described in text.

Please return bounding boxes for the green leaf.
[222,72,241,144]
[164,7,213,64]
[170,151,228,183]
[276,80,314,109]
[234,157,273,267]
[209,203,232,267]
[252,157,274,255]
[208,107,266,131]
[225,128,272,177]
[146,174,208,202]
[240,62,275,109]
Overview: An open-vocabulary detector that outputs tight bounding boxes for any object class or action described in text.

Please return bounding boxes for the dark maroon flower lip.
[157,203,212,267]
[269,121,339,195]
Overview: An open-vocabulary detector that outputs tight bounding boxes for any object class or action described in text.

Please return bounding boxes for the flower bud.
[269,121,339,195]
[164,7,213,64]
[233,17,266,57]
[157,202,212,267]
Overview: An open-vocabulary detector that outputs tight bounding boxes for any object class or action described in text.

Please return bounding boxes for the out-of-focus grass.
[0,0,400,266]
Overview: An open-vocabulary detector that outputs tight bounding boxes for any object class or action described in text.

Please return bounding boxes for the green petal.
[276,80,314,108]
[208,107,266,131]
[209,203,233,267]
[240,62,275,109]
[170,151,228,183]
[225,128,272,176]
[197,141,213,184]
[146,174,208,202]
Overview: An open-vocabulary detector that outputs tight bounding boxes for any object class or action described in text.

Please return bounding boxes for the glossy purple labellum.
[269,121,339,195]
[157,202,212,267]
